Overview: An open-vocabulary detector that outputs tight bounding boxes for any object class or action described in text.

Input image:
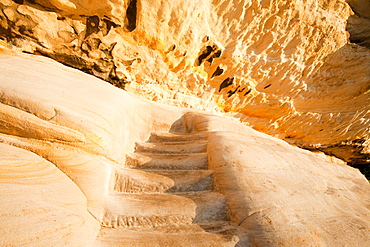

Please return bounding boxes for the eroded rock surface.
[0,0,369,169]
[0,45,370,246]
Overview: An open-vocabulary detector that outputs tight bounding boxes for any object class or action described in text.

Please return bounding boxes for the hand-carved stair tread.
[148,169,213,192]
[174,191,229,223]
[126,152,208,170]
[102,193,196,228]
[198,222,250,246]
[149,131,208,143]
[135,141,207,154]
[106,193,197,216]
[113,168,175,193]
[198,221,235,231]
[96,225,239,247]
[114,169,213,193]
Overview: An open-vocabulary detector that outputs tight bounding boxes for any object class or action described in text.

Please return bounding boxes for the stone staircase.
[96,131,248,246]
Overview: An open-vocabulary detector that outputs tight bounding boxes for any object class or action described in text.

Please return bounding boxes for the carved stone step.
[197,221,250,246]
[126,152,208,170]
[198,221,245,235]
[135,141,207,154]
[113,169,174,193]
[175,191,229,223]
[149,170,213,193]
[99,128,248,245]
[103,191,228,228]
[149,131,208,143]
[114,169,213,193]
[96,223,241,247]
[102,193,196,228]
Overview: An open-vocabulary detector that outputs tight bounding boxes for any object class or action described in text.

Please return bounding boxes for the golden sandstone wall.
[1,1,370,245]
[1,48,369,246]
[0,0,369,168]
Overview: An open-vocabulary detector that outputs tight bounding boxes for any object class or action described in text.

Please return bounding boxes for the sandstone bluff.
[0,0,370,246]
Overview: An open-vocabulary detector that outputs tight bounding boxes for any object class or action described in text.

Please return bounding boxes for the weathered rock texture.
[0,0,369,168]
[1,43,370,246]
[1,0,369,170]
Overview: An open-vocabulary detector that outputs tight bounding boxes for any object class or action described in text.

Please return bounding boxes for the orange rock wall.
[0,0,369,164]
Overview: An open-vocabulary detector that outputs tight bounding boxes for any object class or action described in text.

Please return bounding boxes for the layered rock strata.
[0,0,369,169]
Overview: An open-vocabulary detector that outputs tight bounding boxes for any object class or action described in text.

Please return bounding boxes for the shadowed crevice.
[126,0,137,32]
[346,1,370,49]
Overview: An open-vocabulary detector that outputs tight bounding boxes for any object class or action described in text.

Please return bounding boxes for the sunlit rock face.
[0,0,369,167]
[1,48,370,246]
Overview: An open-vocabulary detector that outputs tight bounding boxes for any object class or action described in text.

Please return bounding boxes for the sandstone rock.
[0,44,370,246]
[347,15,370,48]
[0,0,369,169]
[0,143,99,246]
[346,0,370,19]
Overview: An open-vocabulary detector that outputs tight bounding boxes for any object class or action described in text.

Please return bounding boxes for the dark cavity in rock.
[197,46,214,66]
[227,85,241,97]
[219,77,234,92]
[126,0,137,32]
[211,66,224,78]
[103,18,119,32]
[85,16,100,38]
[244,89,252,96]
